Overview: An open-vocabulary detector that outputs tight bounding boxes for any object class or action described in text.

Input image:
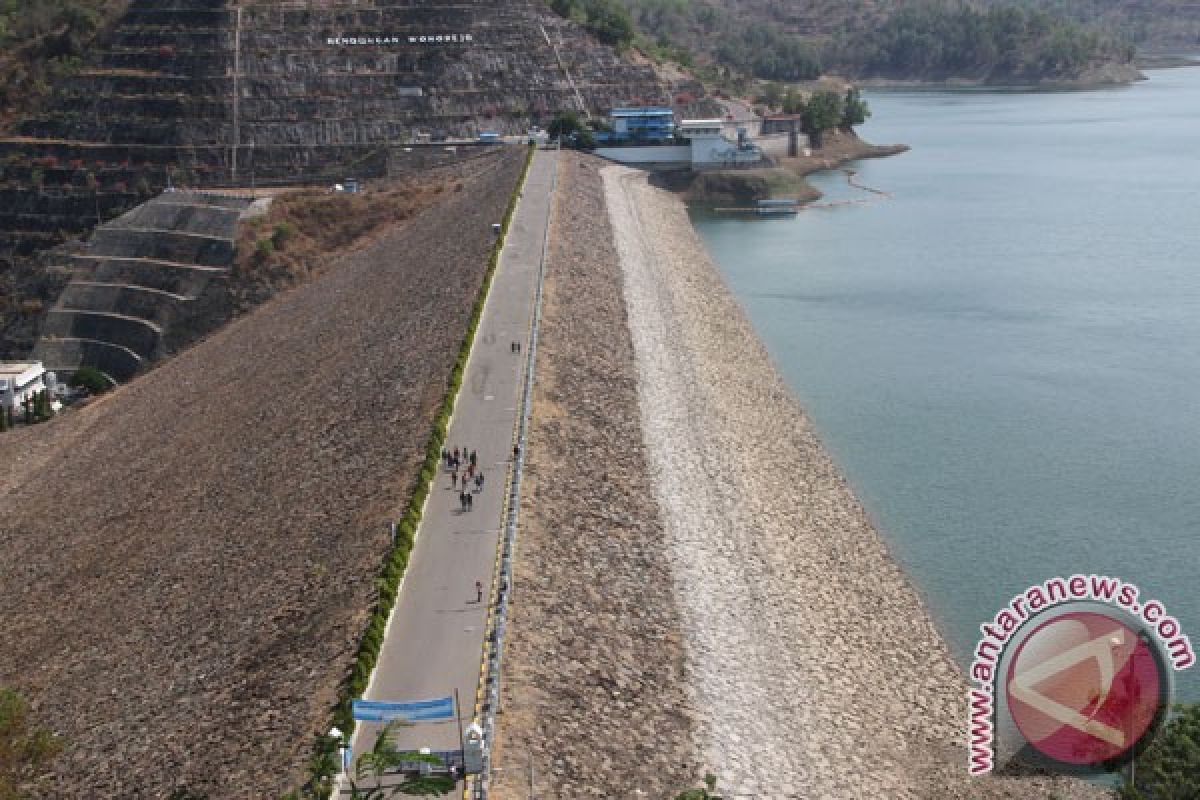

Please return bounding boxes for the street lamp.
[329,725,349,775]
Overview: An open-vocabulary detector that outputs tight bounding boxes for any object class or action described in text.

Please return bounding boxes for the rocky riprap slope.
[30,190,251,383]
[0,147,525,799]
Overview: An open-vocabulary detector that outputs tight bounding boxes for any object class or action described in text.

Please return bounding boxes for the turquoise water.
[691,69,1200,702]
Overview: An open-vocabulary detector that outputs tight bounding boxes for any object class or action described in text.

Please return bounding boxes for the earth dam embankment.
[491,153,1109,799]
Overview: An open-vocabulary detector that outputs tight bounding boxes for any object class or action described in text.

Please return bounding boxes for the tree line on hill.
[544,0,1138,85]
[825,1,1136,82]
[0,0,115,123]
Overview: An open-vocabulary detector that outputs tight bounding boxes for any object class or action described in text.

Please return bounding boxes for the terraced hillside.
[0,0,664,362]
[31,191,251,383]
[0,0,662,254]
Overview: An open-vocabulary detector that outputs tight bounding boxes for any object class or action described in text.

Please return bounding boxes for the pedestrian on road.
[453,446,460,462]
[466,493,473,511]
[459,491,467,512]
[475,580,483,603]
[441,447,449,467]
[476,473,484,492]
[470,450,477,467]
[451,471,458,489]
[467,463,475,480]
[513,443,520,460]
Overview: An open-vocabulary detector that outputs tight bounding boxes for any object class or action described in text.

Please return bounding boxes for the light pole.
[330,725,349,777]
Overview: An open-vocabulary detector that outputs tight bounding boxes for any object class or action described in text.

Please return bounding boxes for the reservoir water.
[692,68,1200,702]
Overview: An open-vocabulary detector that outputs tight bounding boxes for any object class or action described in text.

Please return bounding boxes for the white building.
[0,362,48,411]
[678,119,763,167]
[593,117,763,169]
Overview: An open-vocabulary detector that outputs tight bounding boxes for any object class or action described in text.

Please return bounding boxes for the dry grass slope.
[0,148,524,798]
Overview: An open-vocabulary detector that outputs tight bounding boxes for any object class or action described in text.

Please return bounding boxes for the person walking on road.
[475,473,484,492]
[451,470,458,489]
[459,491,467,512]
[475,580,483,603]
[466,493,473,511]
[470,449,477,468]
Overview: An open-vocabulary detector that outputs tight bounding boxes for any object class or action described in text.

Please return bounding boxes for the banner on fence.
[352,696,455,722]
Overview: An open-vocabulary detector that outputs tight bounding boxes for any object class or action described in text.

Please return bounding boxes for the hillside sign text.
[327,33,474,46]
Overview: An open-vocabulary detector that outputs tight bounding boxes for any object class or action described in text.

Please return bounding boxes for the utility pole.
[231,4,242,184]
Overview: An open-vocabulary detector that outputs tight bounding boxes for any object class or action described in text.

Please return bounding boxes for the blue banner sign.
[352,696,455,722]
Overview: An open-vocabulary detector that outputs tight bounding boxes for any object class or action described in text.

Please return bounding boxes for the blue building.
[608,107,676,142]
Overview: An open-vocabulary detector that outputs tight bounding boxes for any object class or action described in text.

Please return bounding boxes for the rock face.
[30,191,251,382]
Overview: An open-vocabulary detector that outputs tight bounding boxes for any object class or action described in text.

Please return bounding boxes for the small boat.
[755,199,799,216]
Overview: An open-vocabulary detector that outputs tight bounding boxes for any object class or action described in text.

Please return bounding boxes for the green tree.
[675,772,723,800]
[67,366,109,395]
[272,221,296,250]
[1120,703,1200,800]
[756,82,785,111]
[801,89,843,148]
[0,688,63,800]
[346,721,455,798]
[839,87,870,130]
[546,111,584,140]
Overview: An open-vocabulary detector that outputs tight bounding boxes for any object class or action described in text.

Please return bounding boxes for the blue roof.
[610,107,674,117]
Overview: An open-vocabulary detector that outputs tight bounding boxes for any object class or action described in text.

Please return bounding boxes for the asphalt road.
[344,147,556,779]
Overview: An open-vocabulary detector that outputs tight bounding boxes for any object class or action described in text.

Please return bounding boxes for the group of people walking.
[443,446,484,512]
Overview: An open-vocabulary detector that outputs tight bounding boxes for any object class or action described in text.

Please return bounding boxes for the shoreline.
[676,131,909,207]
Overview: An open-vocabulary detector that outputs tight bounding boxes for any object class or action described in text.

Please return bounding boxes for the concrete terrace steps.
[33,337,145,383]
[87,228,236,267]
[31,190,251,382]
[63,281,195,303]
[65,255,228,297]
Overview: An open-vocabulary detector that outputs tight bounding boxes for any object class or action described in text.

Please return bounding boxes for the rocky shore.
[494,152,1109,798]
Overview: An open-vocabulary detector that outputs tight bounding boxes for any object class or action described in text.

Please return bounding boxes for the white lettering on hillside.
[326,33,474,46]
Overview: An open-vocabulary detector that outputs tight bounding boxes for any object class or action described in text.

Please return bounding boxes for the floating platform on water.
[715,199,800,217]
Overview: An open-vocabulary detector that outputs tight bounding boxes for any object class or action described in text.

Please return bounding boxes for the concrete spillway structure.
[32,191,251,383]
